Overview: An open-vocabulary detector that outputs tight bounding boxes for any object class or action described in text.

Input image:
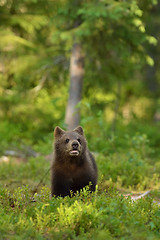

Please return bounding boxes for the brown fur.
[51,126,98,197]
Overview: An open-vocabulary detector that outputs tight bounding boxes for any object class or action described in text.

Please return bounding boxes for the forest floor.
[0,145,160,240]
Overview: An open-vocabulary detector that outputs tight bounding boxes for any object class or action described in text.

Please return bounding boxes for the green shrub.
[1,186,160,239]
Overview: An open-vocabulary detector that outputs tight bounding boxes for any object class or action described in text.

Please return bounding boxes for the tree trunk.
[111,80,121,133]
[65,42,84,130]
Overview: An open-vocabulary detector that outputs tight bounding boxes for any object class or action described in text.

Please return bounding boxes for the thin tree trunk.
[111,81,121,133]
[65,42,84,130]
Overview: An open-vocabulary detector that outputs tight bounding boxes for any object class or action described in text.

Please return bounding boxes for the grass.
[0,184,160,239]
[0,124,160,239]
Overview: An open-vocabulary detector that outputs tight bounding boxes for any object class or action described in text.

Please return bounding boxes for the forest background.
[0,0,160,239]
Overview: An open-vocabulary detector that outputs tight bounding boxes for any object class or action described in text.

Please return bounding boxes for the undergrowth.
[0,122,160,239]
[0,186,160,239]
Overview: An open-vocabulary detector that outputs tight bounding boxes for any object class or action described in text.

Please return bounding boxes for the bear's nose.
[72,141,79,150]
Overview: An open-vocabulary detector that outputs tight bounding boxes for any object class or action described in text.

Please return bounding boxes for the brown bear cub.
[51,126,98,197]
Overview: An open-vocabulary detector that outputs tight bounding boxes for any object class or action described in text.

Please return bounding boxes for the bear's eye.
[77,138,81,144]
[65,138,70,143]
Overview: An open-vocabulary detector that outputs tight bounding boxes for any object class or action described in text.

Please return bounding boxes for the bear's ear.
[54,126,65,139]
[74,126,84,136]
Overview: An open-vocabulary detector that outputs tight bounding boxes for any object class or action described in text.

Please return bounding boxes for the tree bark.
[65,43,84,130]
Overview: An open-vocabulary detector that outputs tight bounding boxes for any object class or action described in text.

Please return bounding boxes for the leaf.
[0,30,35,49]
[147,36,157,46]
[11,15,48,34]
[149,221,156,230]
[146,55,154,66]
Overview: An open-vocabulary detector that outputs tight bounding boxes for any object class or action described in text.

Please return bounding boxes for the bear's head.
[54,126,87,159]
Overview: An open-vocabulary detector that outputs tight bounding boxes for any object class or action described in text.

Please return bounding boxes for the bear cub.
[51,126,98,197]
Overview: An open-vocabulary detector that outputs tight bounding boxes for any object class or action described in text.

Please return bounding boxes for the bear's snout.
[72,141,79,150]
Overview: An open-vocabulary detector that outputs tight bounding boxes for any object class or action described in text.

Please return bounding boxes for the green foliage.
[0,1,160,238]
[0,0,159,147]
[54,0,158,90]
[0,156,50,191]
[0,186,160,239]
[0,120,160,239]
